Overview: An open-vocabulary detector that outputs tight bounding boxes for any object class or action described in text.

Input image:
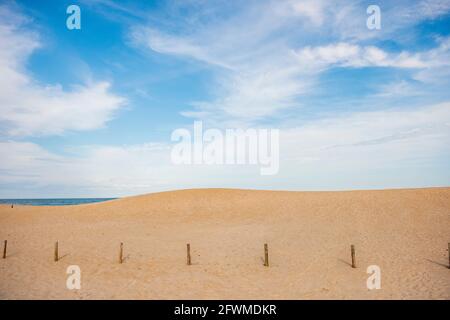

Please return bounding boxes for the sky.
[0,0,450,198]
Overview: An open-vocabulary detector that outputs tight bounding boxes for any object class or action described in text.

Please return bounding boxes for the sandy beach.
[0,187,449,300]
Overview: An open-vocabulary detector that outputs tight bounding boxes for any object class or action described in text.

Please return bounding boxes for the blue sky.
[1,0,450,198]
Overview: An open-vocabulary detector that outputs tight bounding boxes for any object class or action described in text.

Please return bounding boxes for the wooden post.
[264,243,269,267]
[2,240,7,259]
[351,244,356,268]
[54,241,59,262]
[119,242,123,264]
[186,243,191,265]
[448,243,450,269]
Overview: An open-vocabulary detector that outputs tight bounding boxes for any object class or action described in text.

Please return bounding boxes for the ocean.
[0,198,116,206]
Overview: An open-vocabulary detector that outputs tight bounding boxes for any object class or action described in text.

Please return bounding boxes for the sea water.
[0,198,116,206]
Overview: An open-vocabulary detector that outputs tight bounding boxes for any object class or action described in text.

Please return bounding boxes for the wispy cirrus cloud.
[293,43,429,69]
[131,0,450,124]
[131,0,327,122]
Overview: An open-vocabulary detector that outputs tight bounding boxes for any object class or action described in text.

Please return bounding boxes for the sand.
[0,188,449,300]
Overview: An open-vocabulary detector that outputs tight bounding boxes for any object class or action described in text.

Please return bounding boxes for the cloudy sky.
[1,0,450,198]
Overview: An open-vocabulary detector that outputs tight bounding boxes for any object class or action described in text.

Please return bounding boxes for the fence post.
[351,244,356,268]
[54,241,59,262]
[187,243,191,265]
[264,243,269,267]
[119,242,123,264]
[448,243,450,269]
[2,240,7,259]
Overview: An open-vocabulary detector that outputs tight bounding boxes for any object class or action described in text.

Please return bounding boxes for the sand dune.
[0,188,449,299]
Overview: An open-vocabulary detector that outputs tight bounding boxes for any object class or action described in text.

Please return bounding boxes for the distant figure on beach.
[11,204,13,208]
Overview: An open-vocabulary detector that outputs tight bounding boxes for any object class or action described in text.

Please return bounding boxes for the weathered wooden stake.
[351,244,356,268]
[264,243,269,267]
[54,241,59,262]
[448,243,450,269]
[186,243,191,265]
[119,242,123,264]
[2,240,7,259]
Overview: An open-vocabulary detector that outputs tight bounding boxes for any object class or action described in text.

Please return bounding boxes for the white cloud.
[132,28,234,70]
[276,102,450,189]
[330,0,450,41]
[293,42,432,69]
[0,6,125,137]
[289,0,326,26]
[131,1,450,124]
[373,80,422,98]
[1,1,449,197]
[413,0,450,19]
[131,1,326,122]
[1,101,449,197]
[282,102,450,156]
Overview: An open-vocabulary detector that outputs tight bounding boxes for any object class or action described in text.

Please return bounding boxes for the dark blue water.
[0,198,116,206]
